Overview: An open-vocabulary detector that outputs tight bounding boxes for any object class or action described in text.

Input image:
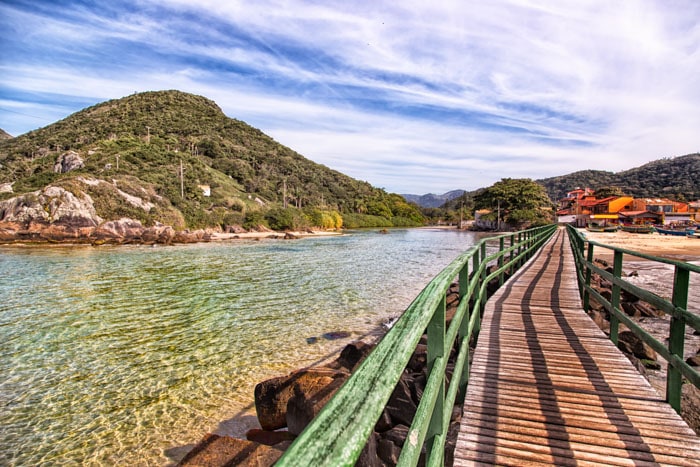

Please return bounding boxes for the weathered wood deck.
[454,229,700,466]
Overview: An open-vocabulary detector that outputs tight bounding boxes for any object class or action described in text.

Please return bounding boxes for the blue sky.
[1,0,699,194]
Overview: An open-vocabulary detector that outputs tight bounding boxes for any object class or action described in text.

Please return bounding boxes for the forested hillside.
[537,154,700,201]
[0,91,424,231]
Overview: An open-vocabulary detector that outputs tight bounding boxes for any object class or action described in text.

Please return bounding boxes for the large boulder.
[177,434,284,466]
[330,341,375,372]
[618,331,657,361]
[0,186,102,226]
[54,151,84,173]
[254,367,349,431]
[93,218,146,243]
[0,186,103,242]
[286,375,347,435]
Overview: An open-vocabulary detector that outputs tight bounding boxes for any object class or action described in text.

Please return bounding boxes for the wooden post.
[668,266,689,413]
[583,243,594,310]
[426,295,446,462]
[609,250,623,344]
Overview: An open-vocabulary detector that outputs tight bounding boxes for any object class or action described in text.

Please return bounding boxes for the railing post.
[668,266,690,413]
[509,234,515,276]
[426,295,446,462]
[517,232,523,267]
[610,250,623,344]
[458,263,470,400]
[498,236,505,286]
[583,243,594,311]
[479,242,487,317]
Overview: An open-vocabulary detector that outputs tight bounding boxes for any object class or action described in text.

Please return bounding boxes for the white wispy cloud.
[1,0,699,194]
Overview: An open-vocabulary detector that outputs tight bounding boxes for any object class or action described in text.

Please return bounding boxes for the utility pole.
[146,126,151,145]
[180,159,184,198]
[283,179,288,209]
[116,154,120,171]
[497,199,501,231]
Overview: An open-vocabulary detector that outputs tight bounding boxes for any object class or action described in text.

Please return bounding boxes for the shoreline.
[579,229,700,261]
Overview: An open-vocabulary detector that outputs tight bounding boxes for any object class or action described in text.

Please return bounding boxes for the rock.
[407,344,427,373]
[622,301,663,318]
[378,437,401,465]
[374,410,393,432]
[332,341,375,372]
[93,218,145,243]
[245,428,295,446]
[617,331,657,361]
[0,182,13,193]
[286,375,347,435]
[687,356,700,367]
[355,431,383,467]
[54,150,84,173]
[322,331,351,340]
[306,337,318,344]
[381,424,409,447]
[283,232,299,239]
[587,309,609,332]
[385,373,417,426]
[254,367,349,431]
[177,433,284,466]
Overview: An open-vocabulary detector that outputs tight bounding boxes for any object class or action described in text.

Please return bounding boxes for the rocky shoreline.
[0,184,340,246]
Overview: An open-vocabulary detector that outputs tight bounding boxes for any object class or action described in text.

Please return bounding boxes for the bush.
[342,213,392,228]
[243,210,268,230]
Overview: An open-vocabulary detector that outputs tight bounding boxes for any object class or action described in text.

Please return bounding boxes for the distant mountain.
[0,129,12,140]
[402,189,466,208]
[537,153,700,201]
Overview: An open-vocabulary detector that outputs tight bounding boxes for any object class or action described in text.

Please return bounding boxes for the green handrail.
[276,224,557,466]
[565,224,700,413]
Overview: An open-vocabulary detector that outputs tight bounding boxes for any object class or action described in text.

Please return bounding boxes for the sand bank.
[579,229,700,260]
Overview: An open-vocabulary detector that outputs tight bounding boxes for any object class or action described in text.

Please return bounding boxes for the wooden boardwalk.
[454,229,700,466]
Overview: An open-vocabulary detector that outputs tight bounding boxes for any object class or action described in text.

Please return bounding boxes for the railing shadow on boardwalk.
[454,229,700,466]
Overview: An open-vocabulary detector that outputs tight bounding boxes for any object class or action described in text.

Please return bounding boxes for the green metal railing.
[566,224,700,413]
[276,224,557,466]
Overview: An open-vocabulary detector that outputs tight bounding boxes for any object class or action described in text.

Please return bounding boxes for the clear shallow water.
[0,228,490,465]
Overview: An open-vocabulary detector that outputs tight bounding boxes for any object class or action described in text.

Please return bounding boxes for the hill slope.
[0,90,423,236]
[537,154,700,201]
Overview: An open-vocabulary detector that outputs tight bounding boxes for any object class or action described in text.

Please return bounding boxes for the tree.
[593,186,625,198]
[474,178,553,228]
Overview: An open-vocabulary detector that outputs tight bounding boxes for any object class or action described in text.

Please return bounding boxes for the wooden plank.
[454,229,700,466]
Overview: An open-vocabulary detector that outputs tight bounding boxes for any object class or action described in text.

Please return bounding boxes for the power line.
[0,107,48,120]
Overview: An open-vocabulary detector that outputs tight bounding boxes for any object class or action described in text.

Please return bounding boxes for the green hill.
[0,90,423,231]
[537,154,700,201]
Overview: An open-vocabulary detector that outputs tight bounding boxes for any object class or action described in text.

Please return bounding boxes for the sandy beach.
[579,229,700,261]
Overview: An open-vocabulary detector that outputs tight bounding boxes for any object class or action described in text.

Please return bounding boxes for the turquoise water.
[0,228,490,465]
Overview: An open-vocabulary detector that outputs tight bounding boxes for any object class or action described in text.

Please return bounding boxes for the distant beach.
[580,229,700,261]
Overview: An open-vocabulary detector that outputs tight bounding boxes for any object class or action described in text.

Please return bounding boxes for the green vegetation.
[0,91,425,230]
[537,154,700,201]
[474,178,553,228]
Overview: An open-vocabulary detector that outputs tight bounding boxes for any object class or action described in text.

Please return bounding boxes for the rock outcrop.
[54,151,85,173]
[0,184,192,244]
